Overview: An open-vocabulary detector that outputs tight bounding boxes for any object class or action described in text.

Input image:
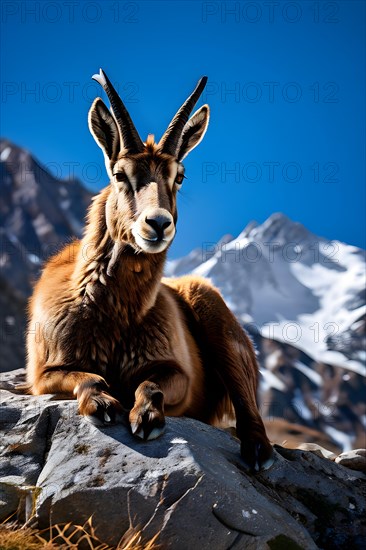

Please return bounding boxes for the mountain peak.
[251,213,313,245]
[234,214,312,245]
[237,220,258,240]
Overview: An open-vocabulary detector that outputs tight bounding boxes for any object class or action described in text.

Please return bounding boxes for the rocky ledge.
[1,370,365,549]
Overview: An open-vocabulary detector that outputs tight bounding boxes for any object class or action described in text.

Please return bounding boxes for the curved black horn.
[159,76,208,157]
[92,69,144,154]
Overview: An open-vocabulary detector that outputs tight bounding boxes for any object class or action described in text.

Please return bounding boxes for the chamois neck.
[72,186,166,322]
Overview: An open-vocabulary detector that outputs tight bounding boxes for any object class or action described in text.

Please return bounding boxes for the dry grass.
[0,517,159,550]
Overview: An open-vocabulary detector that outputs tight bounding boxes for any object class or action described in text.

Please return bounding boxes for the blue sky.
[1,0,365,258]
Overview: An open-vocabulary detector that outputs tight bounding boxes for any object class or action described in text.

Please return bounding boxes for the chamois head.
[88,69,209,254]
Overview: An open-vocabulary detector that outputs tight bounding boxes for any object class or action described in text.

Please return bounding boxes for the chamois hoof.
[77,384,124,426]
[240,441,275,473]
[85,413,111,427]
[85,408,124,427]
[129,381,165,441]
[130,421,166,441]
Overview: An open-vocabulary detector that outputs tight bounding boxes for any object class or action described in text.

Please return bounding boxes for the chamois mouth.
[133,232,172,254]
[138,234,160,243]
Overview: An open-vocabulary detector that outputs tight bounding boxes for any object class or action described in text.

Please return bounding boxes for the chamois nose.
[145,215,172,239]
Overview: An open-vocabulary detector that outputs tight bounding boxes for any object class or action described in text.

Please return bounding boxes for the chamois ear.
[177,105,210,161]
[88,98,120,177]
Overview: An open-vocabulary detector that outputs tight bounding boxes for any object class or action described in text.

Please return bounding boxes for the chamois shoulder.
[41,240,81,274]
[162,274,224,303]
[30,240,81,304]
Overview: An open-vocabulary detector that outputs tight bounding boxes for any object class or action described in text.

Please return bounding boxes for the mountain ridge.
[0,138,92,371]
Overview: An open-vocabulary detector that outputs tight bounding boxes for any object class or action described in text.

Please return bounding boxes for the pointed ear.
[88,98,120,177]
[177,105,210,161]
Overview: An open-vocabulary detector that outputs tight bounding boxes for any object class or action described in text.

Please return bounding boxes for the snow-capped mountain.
[167,215,366,451]
[0,139,92,372]
[167,214,366,375]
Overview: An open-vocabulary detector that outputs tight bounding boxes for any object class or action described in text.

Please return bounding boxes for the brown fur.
[26,94,272,469]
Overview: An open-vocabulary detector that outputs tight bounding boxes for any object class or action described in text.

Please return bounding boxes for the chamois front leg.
[129,362,188,441]
[32,368,123,425]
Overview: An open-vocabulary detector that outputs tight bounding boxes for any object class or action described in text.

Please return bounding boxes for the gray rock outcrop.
[1,369,365,549]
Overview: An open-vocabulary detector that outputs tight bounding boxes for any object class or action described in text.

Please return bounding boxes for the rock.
[336,449,366,472]
[295,442,337,460]
[1,370,366,549]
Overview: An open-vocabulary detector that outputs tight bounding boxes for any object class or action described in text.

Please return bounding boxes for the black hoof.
[241,441,275,472]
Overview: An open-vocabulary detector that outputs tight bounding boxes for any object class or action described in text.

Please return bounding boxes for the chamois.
[26,70,273,470]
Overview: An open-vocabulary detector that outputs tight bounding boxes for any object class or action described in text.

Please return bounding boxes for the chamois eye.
[114,172,126,183]
[113,172,133,191]
[175,173,185,186]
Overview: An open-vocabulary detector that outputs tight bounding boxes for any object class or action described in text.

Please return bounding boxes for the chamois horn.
[92,68,144,154]
[159,76,208,157]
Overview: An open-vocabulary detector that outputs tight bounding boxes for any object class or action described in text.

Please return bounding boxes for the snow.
[28,253,40,265]
[260,368,286,392]
[292,389,313,421]
[7,232,18,245]
[352,319,364,331]
[60,200,71,210]
[294,361,322,386]
[32,213,54,237]
[324,425,354,452]
[0,147,11,161]
[193,256,217,277]
[265,349,282,370]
